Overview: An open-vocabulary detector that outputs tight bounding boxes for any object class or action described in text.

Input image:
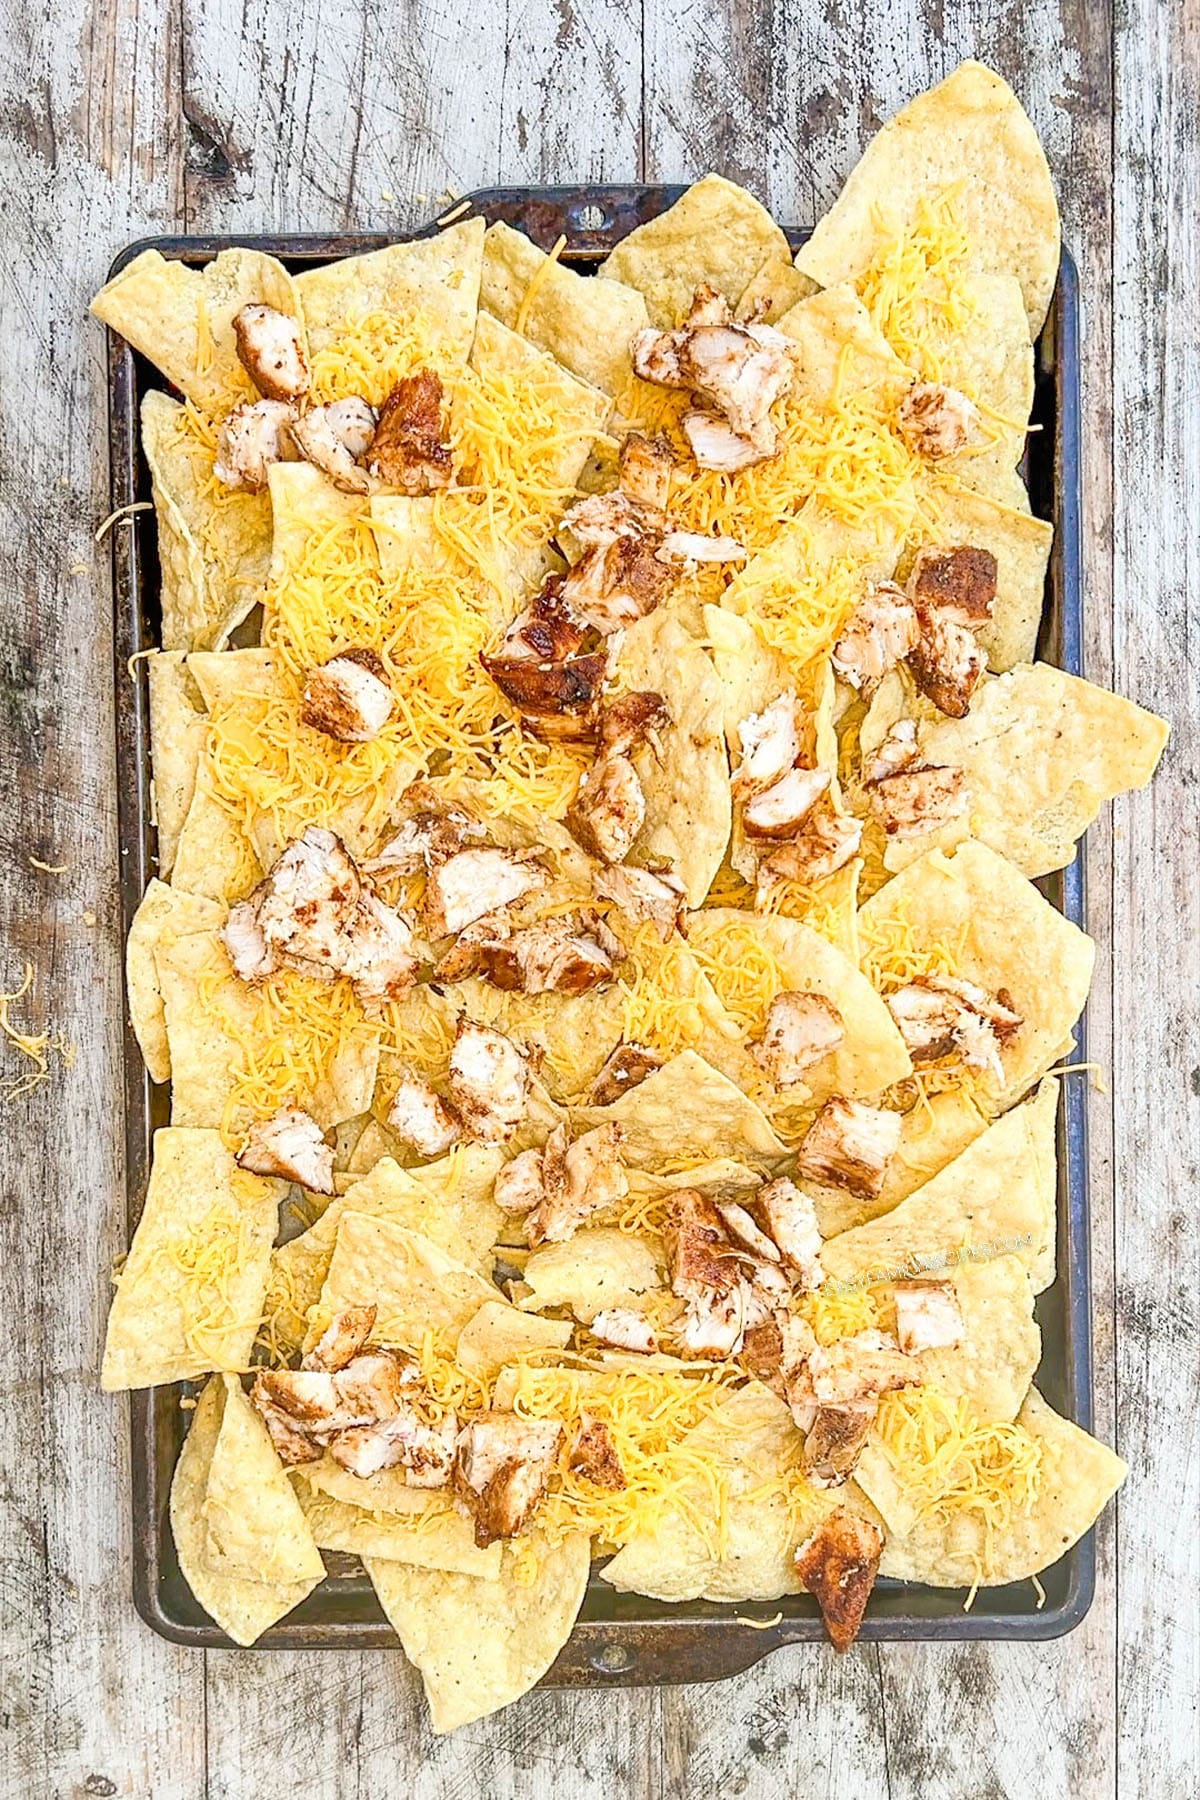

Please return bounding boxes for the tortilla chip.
[574,1049,785,1169]
[916,479,1054,672]
[170,1378,323,1645]
[878,1387,1125,1587]
[480,221,650,396]
[705,604,796,752]
[933,273,1034,479]
[520,1227,662,1325]
[301,1453,434,1516]
[202,1375,325,1584]
[736,251,818,323]
[169,761,262,904]
[598,175,790,329]
[186,645,281,710]
[815,1086,990,1236]
[821,1080,1059,1294]
[101,1127,279,1390]
[796,63,1060,334]
[612,609,731,906]
[294,218,485,370]
[295,1480,502,1579]
[267,461,369,590]
[455,1300,574,1381]
[777,283,909,408]
[126,880,224,1083]
[859,840,1092,1108]
[308,1213,499,1352]
[146,652,209,879]
[92,246,301,416]
[366,1531,590,1733]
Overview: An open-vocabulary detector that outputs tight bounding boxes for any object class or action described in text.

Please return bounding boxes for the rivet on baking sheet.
[591,1643,633,1673]
[574,204,607,232]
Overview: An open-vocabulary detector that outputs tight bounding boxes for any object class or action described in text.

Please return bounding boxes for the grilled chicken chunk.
[715,1198,781,1262]
[803,1404,876,1490]
[778,1313,820,1432]
[493,1146,547,1215]
[236,1105,334,1193]
[588,1040,665,1106]
[439,910,621,996]
[733,693,801,793]
[368,370,453,493]
[618,431,676,511]
[223,827,379,988]
[907,610,986,718]
[527,1123,628,1246]
[909,546,998,627]
[681,410,764,472]
[569,1415,626,1489]
[305,1306,378,1373]
[659,528,746,565]
[896,381,978,460]
[756,1177,824,1291]
[497,586,590,665]
[446,1021,530,1143]
[214,398,296,489]
[569,754,646,863]
[754,991,845,1086]
[365,787,486,876]
[222,898,276,983]
[741,1317,785,1386]
[563,489,667,548]
[663,1189,745,1360]
[252,1349,415,1453]
[807,1330,920,1408]
[301,648,394,744]
[233,303,309,403]
[757,803,863,889]
[600,691,671,760]
[329,1405,458,1484]
[594,864,685,941]
[562,534,675,635]
[893,1280,966,1354]
[868,760,968,841]
[887,974,1022,1082]
[798,1097,901,1199]
[290,402,374,493]
[795,1507,885,1651]
[831,584,919,693]
[905,545,999,717]
[386,1070,461,1158]
[742,765,830,839]
[632,284,794,466]
[422,845,545,939]
[454,1411,562,1546]
[322,395,378,458]
[339,892,420,1006]
[590,1307,657,1353]
[482,646,611,737]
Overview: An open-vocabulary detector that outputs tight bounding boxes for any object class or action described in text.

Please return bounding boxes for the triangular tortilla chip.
[294,1479,502,1579]
[202,1375,325,1584]
[815,1085,991,1237]
[574,1049,785,1168]
[169,760,262,904]
[454,1301,574,1381]
[126,880,224,1083]
[598,175,790,329]
[146,651,209,879]
[294,218,485,370]
[777,283,910,408]
[520,1227,662,1325]
[308,1213,500,1352]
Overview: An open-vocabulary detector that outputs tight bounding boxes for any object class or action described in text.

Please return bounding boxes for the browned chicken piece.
[482,643,610,739]
[862,720,919,785]
[290,403,374,494]
[905,545,999,718]
[446,1020,530,1143]
[733,693,800,793]
[742,766,831,839]
[740,1317,785,1387]
[868,761,968,841]
[756,1177,824,1291]
[599,691,672,760]
[301,648,394,744]
[229,827,361,982]
[797,1097,902,1199]
[367,370,453,493]
[568,755,646,864]
[632,284,794,463]
[742,1253,793,1326]
[562,489,667,548]
[236,1105,334,1193]
[222,897,277,982]
[329,1405,458,1485]
[831,584,919,693]
[896,381,978,460]
[757,803,863,889]
[386,1070,461,1158]
[250,1391,325,1465]
[214,398,296,490]
[907,610,986,718]
[754,991,845,1087]
[496,585,590,665]
[569,1415,626,1490]
[806,1330,920,1408]
[893,1280,966,1354]
[803,1404,877,1489]
[594,864,685,942]
[421,845,545,938]
[663,1189,746,1360]
[233,303,309,402]
[618,432,677,510]
[659,528,746,565]
[588,1040,665,1106]
[715,1199,782,1263]
[493,1146,547,1215]
[681,410,765,473]
[887,974,1022,1083]
[439,910,621,996]
[250,1343,423,1465]
[454,1411,562,1547]
[589,1307,658,1353]
[527,1123,628,1246]
[795,1506,885,1651]
[561,534,676,634]
[328,1349,424,1421]
[909,546,998,626]
[365,787,486,876]
[778,1313,820,1432]
[303,1306,378,1373]
[322,396,378,459]
[339,891,420,1006]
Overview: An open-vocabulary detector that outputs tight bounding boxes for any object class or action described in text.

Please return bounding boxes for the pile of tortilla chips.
[97,63,1163,1731]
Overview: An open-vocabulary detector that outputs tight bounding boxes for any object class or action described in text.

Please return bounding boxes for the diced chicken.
[365,788,486,876]
[493,1146,547,1215]
[252,827,362,980]
[909,546,998,627]
[594,864,684,942]
[328,1349,422,1422]
[304,1306,378,1373]
[368,370,453,493]
[454,1410,562,1547]
[633,286,793,462]
[233,303,309,403]
[862,719,919,785]
[905,545,999,718]
[778,1313,820,1432]
[222,897,276,982]
[252,1351,409,1440]
[733,693,800,794]
[569,755,646,864]
[330,1405,458,1485]
[893,1280,966,1354]
[497,586,590,664]
[797,1097,901,1199]
[588,1040,665,1106]
[886,974,1022,1082]
[663,1189,745,1361]
[599,691,672,760]
[757,803,863,889]
[386,1070,461,1158]
[446,1021,530,1143]
[339,891,420,1006]
[868,761,968,841]
[715,1199,781,1263]
[743,1253,792,1323]
[897,381,978,460]
[795,1507,884,1651]
[250,1392,325,1465]
[561,534,675,635]
[803,1404,876,1489]
[214,398,295,490]
[422,845,544,938]
[562,489,666,548]
[658,529,746,565]
[290,403,373,494]
[754,990,845,1086]
[301,648,394,744]
[807,1330,920,1408]
[236,1105,334,1194]
[322,396,377,458]
[742,765,831,839]
[527,1123,627,1247]
[618,432,676,510]
[482,644,610,738]
[756,1177,824,1292]
[440,910,621,996]
[590,1307,657,1354]
[681,410,764,472]
[831,584,919,693]
[740,1317,784,1387]
[907,610,986,718]
[568,1415,626,1489]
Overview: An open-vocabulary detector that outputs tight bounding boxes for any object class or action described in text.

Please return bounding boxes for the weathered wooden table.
[2,2,1196,1794]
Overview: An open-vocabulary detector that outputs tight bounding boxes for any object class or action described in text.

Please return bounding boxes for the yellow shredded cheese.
[0,963,74,1098]
[513,234,567,337]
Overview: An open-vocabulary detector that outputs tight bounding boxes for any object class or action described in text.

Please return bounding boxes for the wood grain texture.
[1,0,1194,1795]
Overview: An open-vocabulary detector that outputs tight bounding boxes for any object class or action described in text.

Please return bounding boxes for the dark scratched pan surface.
[103,189,1091,1680]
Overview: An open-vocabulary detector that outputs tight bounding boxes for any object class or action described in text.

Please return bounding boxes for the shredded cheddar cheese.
[0,963,74,1098]
[874,1384,1044,1553]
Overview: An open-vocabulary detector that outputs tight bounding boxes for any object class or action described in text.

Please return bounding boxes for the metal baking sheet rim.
[103,193,1093,1682]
